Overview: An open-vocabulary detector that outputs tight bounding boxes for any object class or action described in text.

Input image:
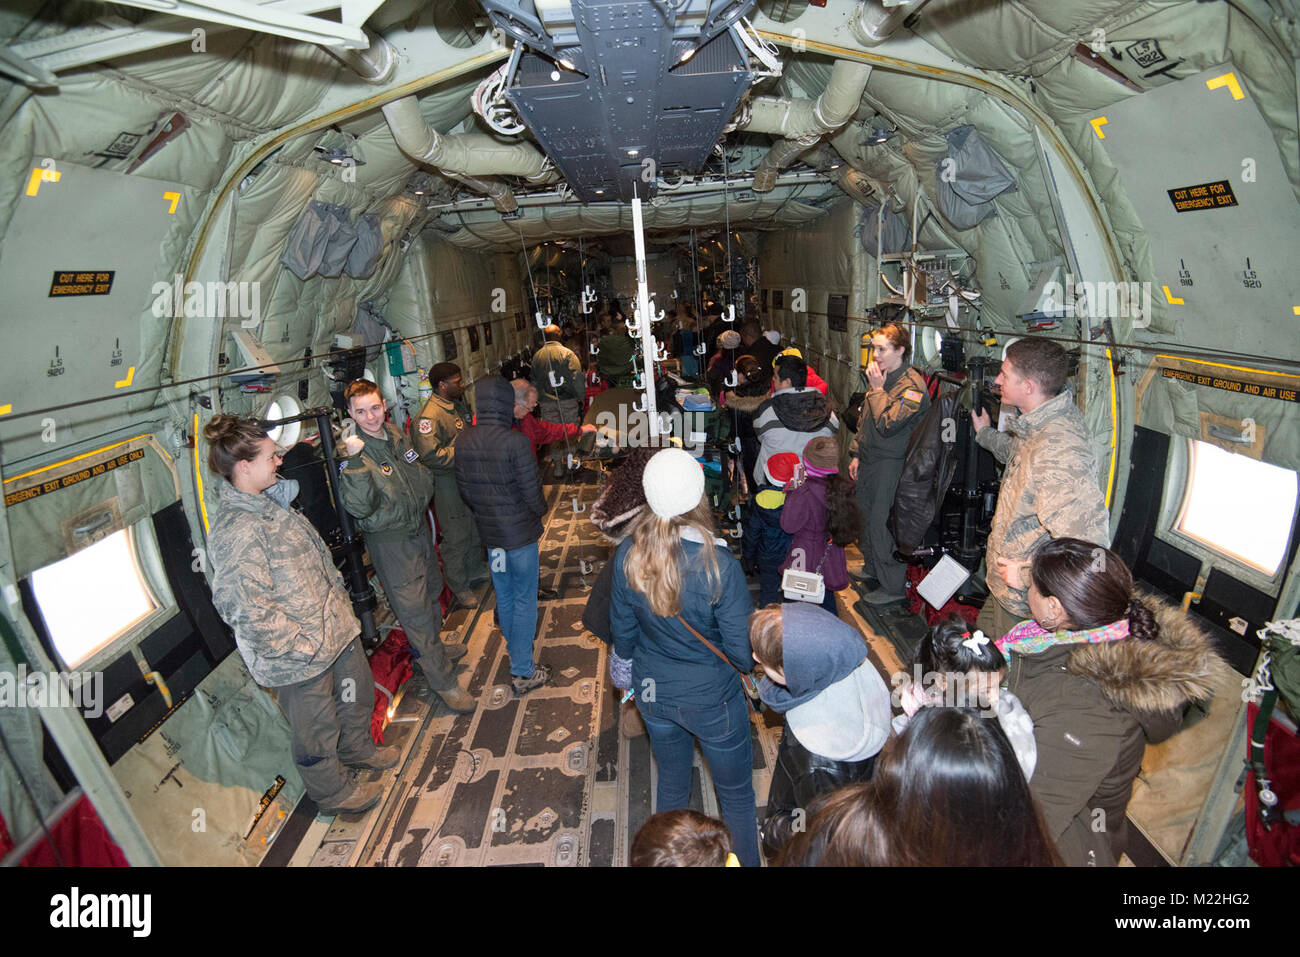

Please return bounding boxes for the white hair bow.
[961,630,989,652]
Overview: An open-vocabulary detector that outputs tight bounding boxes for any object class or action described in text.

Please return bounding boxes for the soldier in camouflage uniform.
[412,362,489,608]
[204,414,395,816]
[340,380,475,713]
[971,338,1111,640]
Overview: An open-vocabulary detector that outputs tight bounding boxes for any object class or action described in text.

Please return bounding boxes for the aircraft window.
[918,326,943,361]
[263,394,302,449]
[1175,440,1298,578]
[29,526,172,670]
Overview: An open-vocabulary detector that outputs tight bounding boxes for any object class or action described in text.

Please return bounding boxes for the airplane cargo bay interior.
[0,0,1298,871]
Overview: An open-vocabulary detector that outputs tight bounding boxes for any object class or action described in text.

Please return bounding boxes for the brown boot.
[319,781,383,816]
[620,701,647,738]
[436,684,476,713]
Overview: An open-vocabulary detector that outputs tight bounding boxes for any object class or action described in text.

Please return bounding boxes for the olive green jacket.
[338,422,435,543]
[413,393,472,474]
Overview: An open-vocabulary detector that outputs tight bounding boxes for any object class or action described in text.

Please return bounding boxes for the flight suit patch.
[418,419,432,434]
[404,448,418,463]
[380,463,393,476]
[903,388,925,405]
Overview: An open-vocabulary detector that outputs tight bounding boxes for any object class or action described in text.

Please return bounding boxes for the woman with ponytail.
[204,414,395,816]
[608,448,760,866]
[998,538,1225,865]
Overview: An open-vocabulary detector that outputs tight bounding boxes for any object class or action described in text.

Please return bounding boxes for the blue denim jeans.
[745,500,792,607]
[489,543,540,678]
[636,690,760,867]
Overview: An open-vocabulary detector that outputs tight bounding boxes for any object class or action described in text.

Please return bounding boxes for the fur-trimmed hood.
[724,389,767,413]
[589,446,658,542]
[1066,595,1225,717]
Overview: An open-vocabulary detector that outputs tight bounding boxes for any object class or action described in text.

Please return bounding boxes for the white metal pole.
[630,193,660,437]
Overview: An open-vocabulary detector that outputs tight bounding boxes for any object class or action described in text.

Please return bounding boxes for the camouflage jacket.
[413,393,471,474]
[977,389,1110,617]
[208,479,357,687]
[851,365,930,461]
[339,422,435,543]
[531,341,583,402]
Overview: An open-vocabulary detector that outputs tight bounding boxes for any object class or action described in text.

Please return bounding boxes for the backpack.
[1244,619,1300,866]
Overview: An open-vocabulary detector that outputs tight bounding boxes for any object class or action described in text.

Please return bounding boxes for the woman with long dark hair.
[1000,537,1225,866]
[608,448,760,866]
[780,707,1061,866]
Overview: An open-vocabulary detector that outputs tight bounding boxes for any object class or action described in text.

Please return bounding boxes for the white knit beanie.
[641,448,705,518]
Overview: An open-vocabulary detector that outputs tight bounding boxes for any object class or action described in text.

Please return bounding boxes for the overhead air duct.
[324,29,397,84]
[381,96,556,213]
[850,0,935,47]
[740,59,871,192]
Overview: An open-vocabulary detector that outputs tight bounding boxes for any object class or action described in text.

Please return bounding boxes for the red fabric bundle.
[369,628,413,745]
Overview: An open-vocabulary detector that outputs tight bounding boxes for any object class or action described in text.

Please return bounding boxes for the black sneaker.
[510,664,552,696]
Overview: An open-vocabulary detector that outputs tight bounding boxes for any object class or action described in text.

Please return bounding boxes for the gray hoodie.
[758,604,891,762]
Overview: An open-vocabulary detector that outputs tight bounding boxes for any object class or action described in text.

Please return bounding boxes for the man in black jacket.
[454,376,552,695]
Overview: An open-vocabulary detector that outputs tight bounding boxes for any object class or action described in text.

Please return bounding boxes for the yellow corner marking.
[1090,117,1108,139]
[0,404,10,416]
[1293,306,1300,315]
[25,167,61,196]
[1206,72,1244,100]
[114,366,135,388]
[1162,285,1184,305]
[164,191,180,214]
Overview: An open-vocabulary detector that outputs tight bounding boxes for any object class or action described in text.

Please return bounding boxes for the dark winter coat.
[582,447,657,643]
[1005,598,1225,866]
[724,381,767,442]
[740,336,780,372]
[454,376,547,550]
[890,384,961,554]
[752,387,838,487]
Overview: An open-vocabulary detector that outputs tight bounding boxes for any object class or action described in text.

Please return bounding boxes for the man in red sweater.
[511,379,596,457]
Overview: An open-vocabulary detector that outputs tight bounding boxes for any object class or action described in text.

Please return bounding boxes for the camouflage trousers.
[276,637,377,807]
